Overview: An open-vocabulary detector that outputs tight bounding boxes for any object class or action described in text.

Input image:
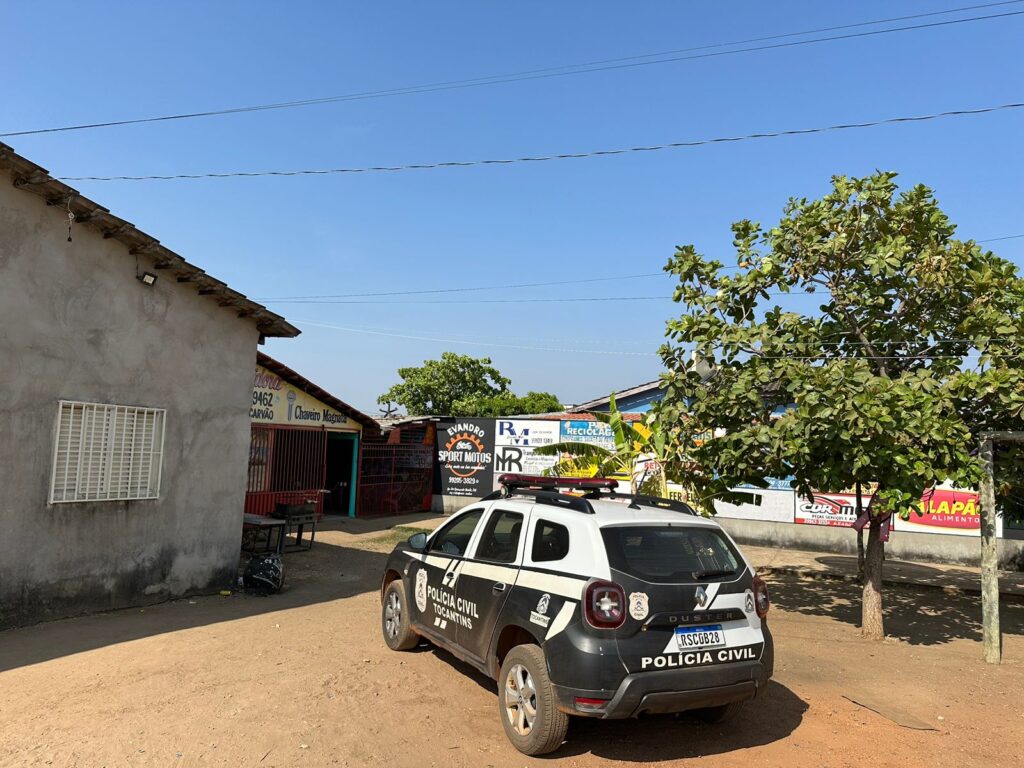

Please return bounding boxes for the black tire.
[696,700,745,724]
[497,645,569,756]
[381,580,418,651]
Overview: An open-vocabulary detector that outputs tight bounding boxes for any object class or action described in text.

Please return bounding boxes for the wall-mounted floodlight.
[137,272,158,286]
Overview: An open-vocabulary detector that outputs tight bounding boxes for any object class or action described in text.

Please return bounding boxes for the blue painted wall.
[588,388,662,413]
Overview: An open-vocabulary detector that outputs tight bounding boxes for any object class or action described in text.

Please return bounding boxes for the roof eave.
[0,142,299,338]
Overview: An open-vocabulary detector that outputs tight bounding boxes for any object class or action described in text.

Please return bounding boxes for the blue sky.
[6,1,1023,413]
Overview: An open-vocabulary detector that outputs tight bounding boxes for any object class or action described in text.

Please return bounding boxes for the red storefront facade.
[246,354,377,518]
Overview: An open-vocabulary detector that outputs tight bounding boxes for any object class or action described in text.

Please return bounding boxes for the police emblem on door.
[415,568,428,612]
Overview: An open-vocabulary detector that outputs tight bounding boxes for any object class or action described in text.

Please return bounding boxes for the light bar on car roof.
[497,474,619,491]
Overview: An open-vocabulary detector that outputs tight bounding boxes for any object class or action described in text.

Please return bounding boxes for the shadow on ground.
[0,539,385,673]
[767,574,1024,645]
[812,554,1024,596]
[318,511,440,536]
[424,642,806,761]
[559,681,806,761]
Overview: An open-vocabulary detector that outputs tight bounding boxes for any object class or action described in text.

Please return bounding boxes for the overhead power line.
[254,233,1022,302]
[4,2,1022,138]
[297,319,1021,358]
[253,271,665,301]
[295,319,661,356]
[266,295,674,305]
[56,102,1024,182]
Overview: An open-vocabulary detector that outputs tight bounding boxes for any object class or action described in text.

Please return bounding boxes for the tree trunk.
[856,529,866,584]
[855,481,865,584]
[861,518,885,640]
[979,438,1002,664]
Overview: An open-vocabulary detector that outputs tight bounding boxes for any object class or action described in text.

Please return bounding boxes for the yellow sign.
[250,365,359,432]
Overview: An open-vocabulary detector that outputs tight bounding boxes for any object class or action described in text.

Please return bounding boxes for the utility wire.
[253,271,664,300]
[265,296,673,305]
[255,233,1023,302]
[58,102,1024,182]
[301,319,1009,351]
[979,233,1024,242]
[5,2,1022,138]
[295,319,661,356]
[297,319,1021,358]
[263,291,827,304]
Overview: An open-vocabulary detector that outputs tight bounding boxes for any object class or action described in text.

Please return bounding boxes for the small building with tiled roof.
[245,353,380,519]
[0,143,298,628]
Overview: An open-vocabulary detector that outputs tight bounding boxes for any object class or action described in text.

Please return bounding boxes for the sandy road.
[1,527,1022,768]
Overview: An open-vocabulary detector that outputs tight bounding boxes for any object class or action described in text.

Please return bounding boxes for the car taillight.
[752,576,770,618]
[585,580,626,629]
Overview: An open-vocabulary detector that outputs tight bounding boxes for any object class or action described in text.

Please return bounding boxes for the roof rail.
[497,473,618,493]
[483,477,696,516]
[613,493,698,516]
[482,487,595,514]
[510,489,596,514]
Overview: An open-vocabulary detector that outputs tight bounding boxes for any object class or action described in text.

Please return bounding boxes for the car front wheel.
[497,644,569,756]
[381,580,418,651]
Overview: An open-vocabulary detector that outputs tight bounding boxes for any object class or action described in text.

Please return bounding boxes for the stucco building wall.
[0,172,259,628]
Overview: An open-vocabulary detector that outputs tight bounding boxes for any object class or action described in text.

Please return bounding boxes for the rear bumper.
[553,660,770,719]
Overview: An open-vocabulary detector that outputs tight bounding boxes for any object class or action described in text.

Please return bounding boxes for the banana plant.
[534,395,671,496]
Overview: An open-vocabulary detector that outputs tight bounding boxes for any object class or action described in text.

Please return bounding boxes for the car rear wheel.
[497,645,569,756]
[381,580,418,651]
[696,700,745,724]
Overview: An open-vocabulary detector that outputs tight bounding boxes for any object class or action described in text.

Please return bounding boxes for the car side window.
[474,509,524,563]
[532,519,570,562]
[430,510,484,556]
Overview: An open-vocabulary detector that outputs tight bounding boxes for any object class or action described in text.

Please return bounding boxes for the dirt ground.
[2,520,1023,768]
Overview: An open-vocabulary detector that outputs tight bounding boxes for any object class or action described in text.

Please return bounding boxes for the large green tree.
[457,390,563,418]
[378,352,561,417]
[656,172,1024,640]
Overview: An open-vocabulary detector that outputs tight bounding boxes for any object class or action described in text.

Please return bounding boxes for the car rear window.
[600,526,742,582]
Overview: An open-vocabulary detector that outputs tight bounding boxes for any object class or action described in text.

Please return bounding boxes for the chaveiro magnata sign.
[437,419,495,497]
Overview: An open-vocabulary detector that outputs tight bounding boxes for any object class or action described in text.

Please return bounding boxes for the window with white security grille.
[50,401,166,503]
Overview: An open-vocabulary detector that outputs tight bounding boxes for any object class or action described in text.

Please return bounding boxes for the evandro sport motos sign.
[437,420,495,497]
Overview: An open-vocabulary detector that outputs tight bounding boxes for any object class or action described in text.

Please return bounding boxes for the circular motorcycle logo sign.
[442,431,490,478]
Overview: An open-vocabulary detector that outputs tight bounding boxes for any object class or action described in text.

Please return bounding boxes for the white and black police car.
[379,474,773,756]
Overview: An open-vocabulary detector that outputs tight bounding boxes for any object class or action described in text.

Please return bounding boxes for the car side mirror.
[408,532,428,551]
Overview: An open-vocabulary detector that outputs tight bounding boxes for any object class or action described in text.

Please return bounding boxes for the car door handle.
[492,582,507,593]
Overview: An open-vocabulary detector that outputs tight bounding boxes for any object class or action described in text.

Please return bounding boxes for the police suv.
[379,475,773,756]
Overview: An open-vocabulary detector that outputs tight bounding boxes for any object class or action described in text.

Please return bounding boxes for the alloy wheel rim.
[503,663,537,736]
[384,590,401,639]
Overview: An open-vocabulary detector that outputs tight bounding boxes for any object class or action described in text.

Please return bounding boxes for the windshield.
[601,525,742,583]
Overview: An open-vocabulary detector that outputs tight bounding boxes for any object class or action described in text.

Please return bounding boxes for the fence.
[245,425,327,517]
[358,442,433,517]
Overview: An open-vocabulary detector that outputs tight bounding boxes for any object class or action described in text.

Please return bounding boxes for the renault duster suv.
[379,475,773,756]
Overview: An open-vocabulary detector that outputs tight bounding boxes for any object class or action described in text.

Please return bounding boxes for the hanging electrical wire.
[4,2,1022,138]
[56,102,1024,182]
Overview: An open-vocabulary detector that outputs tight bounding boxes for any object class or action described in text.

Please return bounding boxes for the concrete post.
[979,437,1001,665]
